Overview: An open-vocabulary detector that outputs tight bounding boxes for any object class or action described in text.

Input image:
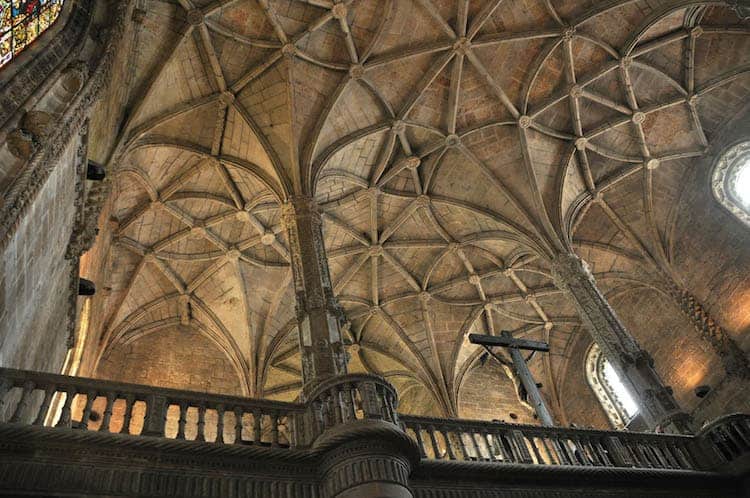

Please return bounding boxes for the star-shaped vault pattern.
[89,0,750,420]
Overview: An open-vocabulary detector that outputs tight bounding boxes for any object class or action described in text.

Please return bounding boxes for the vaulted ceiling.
[88,0,750,419]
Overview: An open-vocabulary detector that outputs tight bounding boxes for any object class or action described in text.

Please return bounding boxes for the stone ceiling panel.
[87,0,750,421]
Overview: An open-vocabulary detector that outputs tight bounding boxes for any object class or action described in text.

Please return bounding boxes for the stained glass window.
[1,0,65,70]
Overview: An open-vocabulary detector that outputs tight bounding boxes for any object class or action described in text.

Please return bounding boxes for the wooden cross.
[469,331,555,427]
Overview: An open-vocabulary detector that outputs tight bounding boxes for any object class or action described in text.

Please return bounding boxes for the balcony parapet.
[697,412,750,474]
[297,373,403,449]
[400,414,708,470]
[0,366,748,477]
[0,366,305,448]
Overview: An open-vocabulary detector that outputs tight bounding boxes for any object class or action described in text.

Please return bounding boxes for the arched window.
[1,0,65,69]
[585,343,639,429]
[712,141,750,228]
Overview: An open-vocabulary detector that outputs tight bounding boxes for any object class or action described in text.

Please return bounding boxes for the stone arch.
[585,342,638,429]
[96,325,245,395]
[711,140,750,228]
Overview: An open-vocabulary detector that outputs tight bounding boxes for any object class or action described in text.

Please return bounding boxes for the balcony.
[0,367,747,497]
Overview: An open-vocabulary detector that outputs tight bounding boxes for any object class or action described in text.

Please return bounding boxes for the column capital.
[281,195,322,225]
[550,252,591,290]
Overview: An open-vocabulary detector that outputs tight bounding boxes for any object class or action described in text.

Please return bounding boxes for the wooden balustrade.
[0,367,304,448]
[400,415,701,470]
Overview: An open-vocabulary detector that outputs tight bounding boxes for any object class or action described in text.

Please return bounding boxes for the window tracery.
[713,141,750,228]
[1,0,64,69]
[585,343,639,429]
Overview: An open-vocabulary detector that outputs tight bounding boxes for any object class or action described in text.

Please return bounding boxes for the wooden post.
[506,336,555,427]
[469,331,555,427]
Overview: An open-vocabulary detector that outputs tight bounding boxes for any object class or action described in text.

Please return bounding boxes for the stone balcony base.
[411,460,741,497]
[0,423,744,498]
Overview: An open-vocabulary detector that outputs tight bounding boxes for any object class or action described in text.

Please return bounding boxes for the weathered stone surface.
[2,0,750,440]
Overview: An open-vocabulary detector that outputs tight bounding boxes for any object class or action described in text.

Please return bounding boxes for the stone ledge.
[0,423,316,470]
[412,458,737,488]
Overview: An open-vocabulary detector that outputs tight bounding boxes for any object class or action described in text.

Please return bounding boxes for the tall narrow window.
[1,0,65,69]
[586,343,639,429]
[712,141,750,228]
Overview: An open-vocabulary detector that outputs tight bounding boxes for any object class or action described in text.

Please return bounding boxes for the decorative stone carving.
[331,3,348,20]
[282,197,348,390]
[0,366,748,496]
[551,253,693,434]
[0,1,91,126]
[61,61,90,94]
[5,129,35,160]
[670,287,750,379]
[218,90,235,107]
[282,43,297,58]
[453,37,471,55]
[711,140,750,228]
[1,0,133,249]
[727,0,750,20]
[186,9,204,26]
[445,134,460,148]
[320,440,414,498]
[349,64,364,80]
[20,111,53,140]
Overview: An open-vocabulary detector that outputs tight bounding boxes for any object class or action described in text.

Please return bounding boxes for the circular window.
[712,141,750,227]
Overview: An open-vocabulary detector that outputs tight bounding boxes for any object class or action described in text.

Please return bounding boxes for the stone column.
[551,253,694,434]
[282,196,347,392]
[320,439,414,498]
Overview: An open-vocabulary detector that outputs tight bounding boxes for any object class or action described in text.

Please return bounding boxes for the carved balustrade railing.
[0,368,399,450]
[400,414,703,470]
[1,366,749,475]
[295,373,400,447]
[0,367,305,447]
[699,413,750,470]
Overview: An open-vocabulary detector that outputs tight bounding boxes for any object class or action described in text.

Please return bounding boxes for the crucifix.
[469,331,555,427]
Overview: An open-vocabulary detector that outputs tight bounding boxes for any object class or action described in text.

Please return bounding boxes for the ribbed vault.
[88,0,750,421]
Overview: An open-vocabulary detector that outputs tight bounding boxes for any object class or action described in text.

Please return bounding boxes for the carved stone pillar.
[551,253,694,434]
[320,439,414,498]
[282,196,347,392]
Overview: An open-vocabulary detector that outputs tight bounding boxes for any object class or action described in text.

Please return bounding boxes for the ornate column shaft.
[551,253,693,434]
[282,196,347,391]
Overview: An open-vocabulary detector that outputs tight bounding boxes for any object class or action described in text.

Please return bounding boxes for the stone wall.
[458,361,537,425]
[669,107,750,422]
[692,376,750,428]
[609,288,726,413]
[0,138,80,372]
[96,326,244,396]
[559,332,611,430]
[672,110,750,352]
